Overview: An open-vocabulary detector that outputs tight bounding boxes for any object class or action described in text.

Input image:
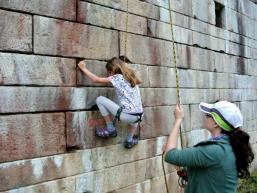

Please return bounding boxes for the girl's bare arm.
[78,61,110,84]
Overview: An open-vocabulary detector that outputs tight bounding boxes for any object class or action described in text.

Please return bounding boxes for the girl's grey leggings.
[96,96,139,127]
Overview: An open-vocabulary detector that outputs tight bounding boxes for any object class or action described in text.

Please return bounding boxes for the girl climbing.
[78,57,143,149]
[164,101,254,193]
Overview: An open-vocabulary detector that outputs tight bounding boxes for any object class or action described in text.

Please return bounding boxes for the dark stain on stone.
[186,46,191,69]
[237,14,245,75]
[146,19,154,37]
[57,89,69,109]
[149,40,159,65]
[236,57,245,75]
[17,15,25,38]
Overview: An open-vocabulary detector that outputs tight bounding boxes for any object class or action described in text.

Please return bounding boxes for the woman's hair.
[106,56,141,87]
[221,128,254,179]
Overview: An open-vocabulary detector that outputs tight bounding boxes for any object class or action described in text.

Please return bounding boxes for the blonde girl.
[78,57,143,149]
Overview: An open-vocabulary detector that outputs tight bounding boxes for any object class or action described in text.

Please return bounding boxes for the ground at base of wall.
[238,170,257,193]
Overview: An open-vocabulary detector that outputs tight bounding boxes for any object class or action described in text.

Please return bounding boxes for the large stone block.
[0,87,116,113]
[34,16,119,59]
[0,113,65,163]
[90,137,167,170]
[141,88,177,107]
[239,101,257,121]
[187,46,214,71]
[78,0,160,20]
[147,19,192,45]
[75,156,173,193]
[180,89,220,104]
[192,0,215,24]
[145,0,169,9]
[179,69,211,88]
[0,150,92,191]
[148,66,176,88]
[0,136,167,191]
[120,32,177,67]
[219,89,242,102]
[170,0,192,16]
[78,1,147,35]
[1,177,75,193]
[0,53,76,86]
[0,87,85,113]
[0,10,32,52]
[246,59,257,76]
[110,172,181,193]
[0,0,76,20]
[141,105,190,139]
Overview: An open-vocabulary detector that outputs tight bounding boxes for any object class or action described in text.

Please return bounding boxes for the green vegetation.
[237,170,257,193]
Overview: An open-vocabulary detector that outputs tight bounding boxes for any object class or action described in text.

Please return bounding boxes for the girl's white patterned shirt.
[108,74,143,113]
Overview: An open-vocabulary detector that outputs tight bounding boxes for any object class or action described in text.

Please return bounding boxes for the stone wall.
[0,0,257,192]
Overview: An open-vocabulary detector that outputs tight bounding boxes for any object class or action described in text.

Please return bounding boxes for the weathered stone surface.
[120,32,176,67]
[141,105,190,139]
[148,66,176,87]
[0,10,32,52]
[84,0,160,20]
[0,0,76,20]
[0,113,65,163]
[108,172,181,193]
[170,0,192,16]
[0,150,92,191]
[34,16,119,59]
[75,156,173,193]
[2,175,75,193]
[0,87,116,113]
[110,172,180,193]
[147,19,192,45]
[91,136,167,170]
[192,0,215,25]
[0,53,76,85]
[141,88,177,106]
[78,1,147,35]
[0,0,257,192]
[239,101,257,121]
[187,46,214,71]
[0,137,168,191]
[181,89,220,104]
[141,88,219,106]
[0,87,86,113]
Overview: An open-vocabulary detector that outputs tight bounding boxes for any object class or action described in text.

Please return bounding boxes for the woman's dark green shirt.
[165,136,238,193]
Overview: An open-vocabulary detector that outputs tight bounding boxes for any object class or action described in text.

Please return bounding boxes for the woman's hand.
[78,60,87,69]
[174,104,184,121]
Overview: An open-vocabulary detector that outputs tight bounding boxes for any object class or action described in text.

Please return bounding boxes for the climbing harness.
[161,0,187,193]
[113,106,143,139]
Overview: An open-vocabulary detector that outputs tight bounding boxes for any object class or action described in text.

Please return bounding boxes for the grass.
[237,170,257,193]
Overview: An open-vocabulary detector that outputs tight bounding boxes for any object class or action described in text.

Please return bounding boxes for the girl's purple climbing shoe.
[95,127,117,138]
[124,136,138,149]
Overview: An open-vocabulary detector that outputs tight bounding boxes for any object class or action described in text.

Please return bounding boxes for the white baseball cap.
[199,101,243,132]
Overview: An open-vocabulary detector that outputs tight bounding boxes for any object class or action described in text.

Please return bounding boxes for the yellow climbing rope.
[168,0,184,149]
[162,1,185,193]
[123,0,129,58]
